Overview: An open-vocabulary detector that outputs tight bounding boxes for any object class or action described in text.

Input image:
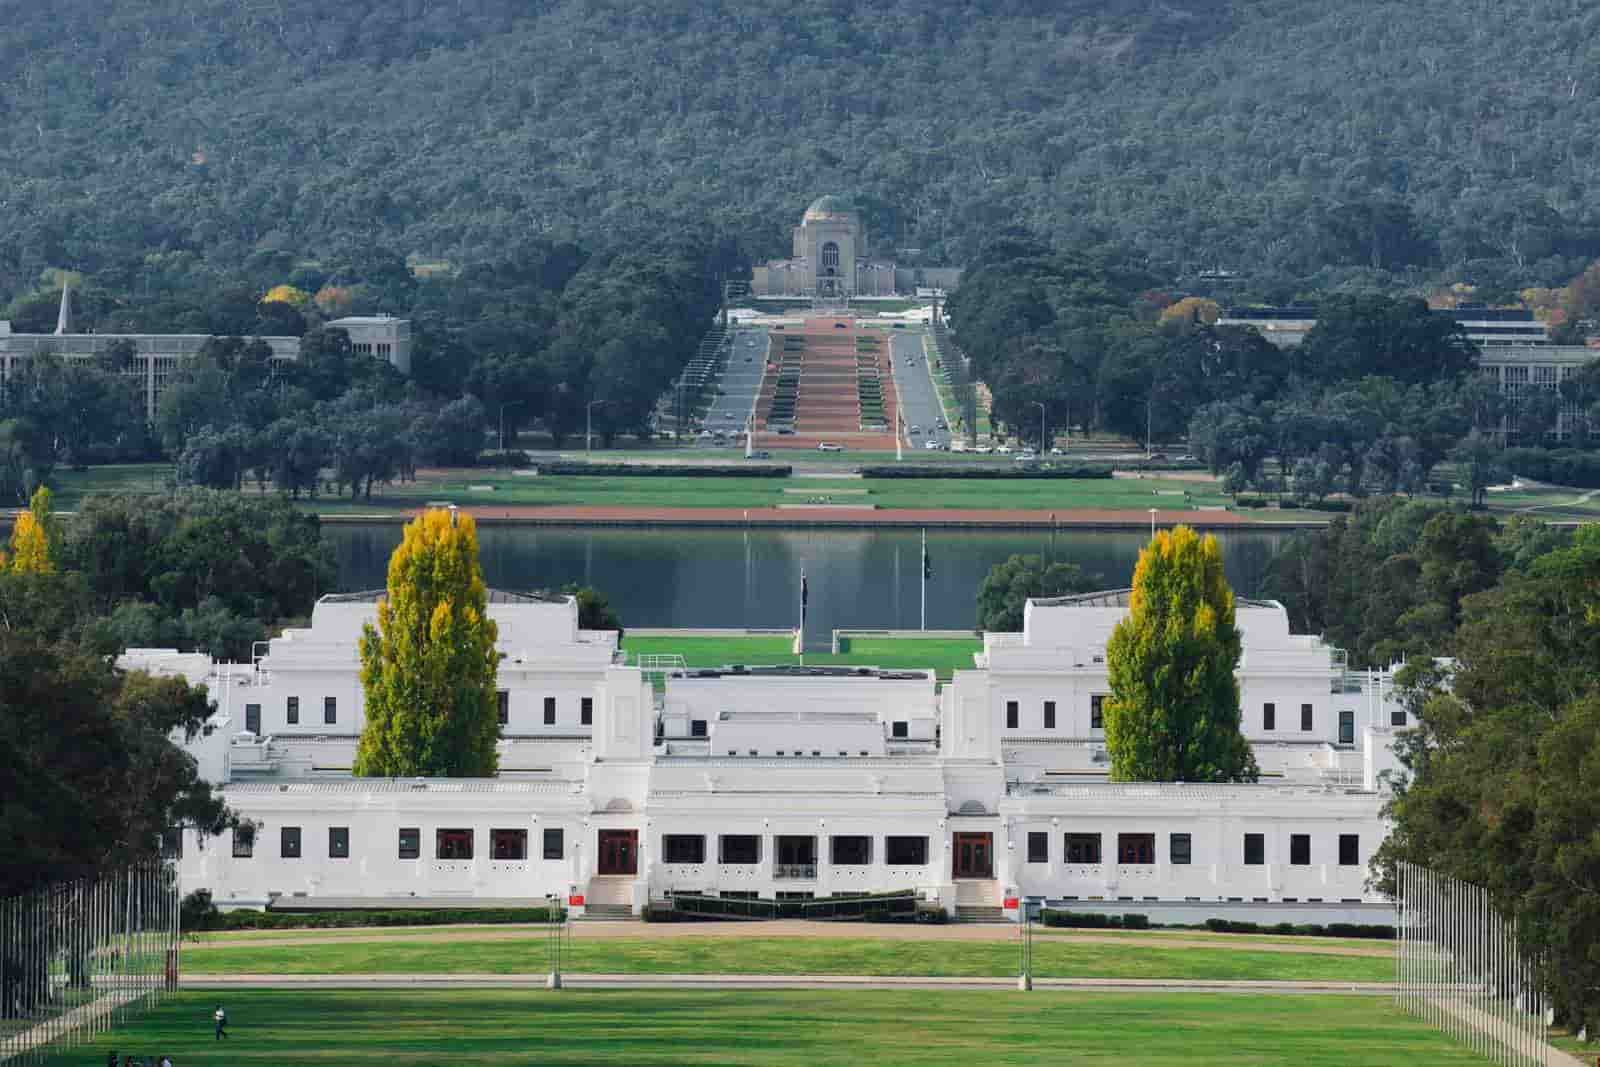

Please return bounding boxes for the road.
[890,330,952,452]
[697,327,769,450]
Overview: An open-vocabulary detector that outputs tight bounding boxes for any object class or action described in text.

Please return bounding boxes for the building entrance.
[597,829,638,875]
[953,832,993,879]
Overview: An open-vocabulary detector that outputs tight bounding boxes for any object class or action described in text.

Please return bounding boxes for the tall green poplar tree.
[1104,525,1258,783]
[354,508,500,777]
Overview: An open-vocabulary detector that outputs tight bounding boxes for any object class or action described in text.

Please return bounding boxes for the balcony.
[774,863,818,880]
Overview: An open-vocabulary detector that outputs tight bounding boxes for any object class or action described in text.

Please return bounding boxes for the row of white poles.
[0,863,180,1064]
[1396,860,1549,1066]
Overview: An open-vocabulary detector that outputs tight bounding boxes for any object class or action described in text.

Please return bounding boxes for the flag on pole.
[922,538,932,580]
[800,569,808,627]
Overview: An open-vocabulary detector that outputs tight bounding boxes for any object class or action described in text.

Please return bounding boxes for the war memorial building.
[750,197,963,299]
[138,588,1404,924]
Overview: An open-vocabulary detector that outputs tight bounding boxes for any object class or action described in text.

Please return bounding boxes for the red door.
[597,830,638,875]
[953,832,993,879]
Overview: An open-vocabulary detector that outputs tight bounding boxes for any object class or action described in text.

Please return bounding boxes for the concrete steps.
[956,906,1008,923]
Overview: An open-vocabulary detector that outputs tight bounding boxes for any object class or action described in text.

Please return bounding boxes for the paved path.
[181,973,1394,995]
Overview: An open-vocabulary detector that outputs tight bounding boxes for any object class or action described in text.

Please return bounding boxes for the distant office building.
[750,197,963,299]
[325,315,412,375]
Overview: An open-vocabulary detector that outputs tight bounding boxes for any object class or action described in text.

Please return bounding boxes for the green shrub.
[1502,447,1600,488]
[856,465,1113,480]
[535,462,791,477]
[193,905,562,931]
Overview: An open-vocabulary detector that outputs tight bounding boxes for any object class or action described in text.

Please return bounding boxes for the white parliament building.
[131,589,1405,923]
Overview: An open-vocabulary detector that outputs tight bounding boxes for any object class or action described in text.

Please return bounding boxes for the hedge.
[856,465,1113,480]
[1202,918,1395,940]
[1501,447,1600,489]
[186,900,562,931]
[1039,909,1149,930]
[534,462,791,478]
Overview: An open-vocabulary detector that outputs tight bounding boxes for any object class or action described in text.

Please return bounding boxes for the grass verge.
[621,635,982,678]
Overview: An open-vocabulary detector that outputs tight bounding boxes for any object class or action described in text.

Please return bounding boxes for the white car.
[996,444,1013,455]
[973,445,993,455]
[1049,447,1065,456]
[1017,451,1038,462]
[924,440,941,450]
[908,425,921,435]
[817,442,844,452]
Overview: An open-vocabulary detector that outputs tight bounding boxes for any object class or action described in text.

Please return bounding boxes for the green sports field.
[42,989,1486,1066]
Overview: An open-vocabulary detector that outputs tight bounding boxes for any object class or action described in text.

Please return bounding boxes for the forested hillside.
[5,0,1600,299]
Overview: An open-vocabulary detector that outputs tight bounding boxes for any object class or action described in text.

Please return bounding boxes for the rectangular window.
[492,828,527,860]
[581,697,593,726]
[690,719,707,738]
[719,834,761,864]
[324,696,337,725]
[1065,833,1102,864]
[1339,834,1360,866]
[1027,831,1049,863]
[543,697,556,725]
[1005,700,1019,729]
[1263,703,1275,731]
[398,827,420,859]
[542,828,564,860]
[329,827,349,859]
[1290,834,1311,866]
[286,696,299,725]
[884,836,928,866]
[1301,703,1314,731]
[1117,833,1155,865]
[664,834,705,864]
[891,720,908,739]
[1243,833,1265,866]
[497,690,509,727]
[1090,695,1105,730]
[830,835,872,865]
[1391,709,1407,727]
[1170,833,1192,865]
[436,828,473,860]
[280,826,302,859]
[1339,710,1355,745]
[1043,700,1056,730]
[232,825,254,858]
[244,703,261,734]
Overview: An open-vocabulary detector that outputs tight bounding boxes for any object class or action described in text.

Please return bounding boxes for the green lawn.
[180,935,1392,983]
[43,989,1486,1066]
[621,635,982,678]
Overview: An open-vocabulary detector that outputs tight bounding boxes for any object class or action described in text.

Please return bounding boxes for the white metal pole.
[920,528,927,633]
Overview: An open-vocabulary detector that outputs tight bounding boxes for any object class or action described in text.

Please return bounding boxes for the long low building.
[136,589,1404,921]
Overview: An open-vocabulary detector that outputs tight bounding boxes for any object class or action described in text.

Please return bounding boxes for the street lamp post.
[1032,401,1046,454]
[586,399,604,459]
[1149,507,1158,538]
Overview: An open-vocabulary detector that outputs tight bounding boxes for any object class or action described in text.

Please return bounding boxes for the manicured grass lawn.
[620,635,982,677]
[46,462,175,508]
[44,989,1484,1066]
[180,935,1392,982]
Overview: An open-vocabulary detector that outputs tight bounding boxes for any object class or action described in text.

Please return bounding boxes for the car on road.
[973,445,992,454]
[908,425,921,435]
[1049,446,1065,456]
[996,444,1013,455]
[1016,451,1038,463]
[833,323,848,329]
[935,420,947,430]
[775,426,795,435]
[696,430,714,441]
[924,440,941,450]
[747,450,772,459]
[817,442,845,452]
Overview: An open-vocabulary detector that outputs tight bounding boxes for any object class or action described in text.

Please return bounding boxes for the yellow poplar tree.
[8,485,56,574]
[1103,525,1258,783]
[353,508,500,777]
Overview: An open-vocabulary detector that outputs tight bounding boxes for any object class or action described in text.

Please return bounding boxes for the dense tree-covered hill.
[5,0,1600,298]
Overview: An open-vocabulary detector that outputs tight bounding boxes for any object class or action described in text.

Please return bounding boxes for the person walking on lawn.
[214,1004,228,1040]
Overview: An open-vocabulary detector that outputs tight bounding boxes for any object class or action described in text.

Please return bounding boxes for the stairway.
[955,879,1006,923]
[580,876,639,920]
[956,905,1008,923]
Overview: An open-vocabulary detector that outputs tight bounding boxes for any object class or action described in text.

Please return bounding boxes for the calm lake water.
[325,525,1295,641]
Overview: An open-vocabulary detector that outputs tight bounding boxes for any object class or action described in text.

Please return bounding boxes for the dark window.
[436,828,473,860]
[581,697,593,726]
[1118,833,1155,865]
[398,827,420,859]
[1391,709,1407,727]
[1170,833,1192,865]
[324,696,336,725]
[286,696,299,725]
[492,828,527,860]
[1339,711,1355,745]
[891,720,908,739]
[543,697,556,725]
[232,826,254,858]
[1263,703,1275,731]
[776,836,816,865]
[690,719,707,738]
[329,827,349,859]
[1090,695,1105,730]
[542,828,563,860]
[720,834,761,864]
[1065,833,1102,864]
[1290,834,1311,865]
[830,835,871,865]
[244,703,260,734]
[1339,834,1360,867]
[497,690,509,727]
[664,835,705,864]
[884,836,928,865]
[1301,704,1314,731]
[1243,833,1265,866]
[160,828,182,859]
[1005,700,1018,729]
[280,826,301,859]
[1043,700,1056,730]
[1027,831,1048,863]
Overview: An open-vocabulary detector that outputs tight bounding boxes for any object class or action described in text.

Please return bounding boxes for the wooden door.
[597,829,638,876]
[953,832,993,879]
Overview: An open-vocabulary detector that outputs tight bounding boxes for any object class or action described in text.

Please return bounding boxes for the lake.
[325,525,1297,643]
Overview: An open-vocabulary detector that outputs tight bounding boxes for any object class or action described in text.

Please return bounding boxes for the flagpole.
[920,528,927,632]
[798,567,807,665]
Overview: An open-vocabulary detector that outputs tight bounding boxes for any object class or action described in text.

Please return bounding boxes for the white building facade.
[140,589,1404,922]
